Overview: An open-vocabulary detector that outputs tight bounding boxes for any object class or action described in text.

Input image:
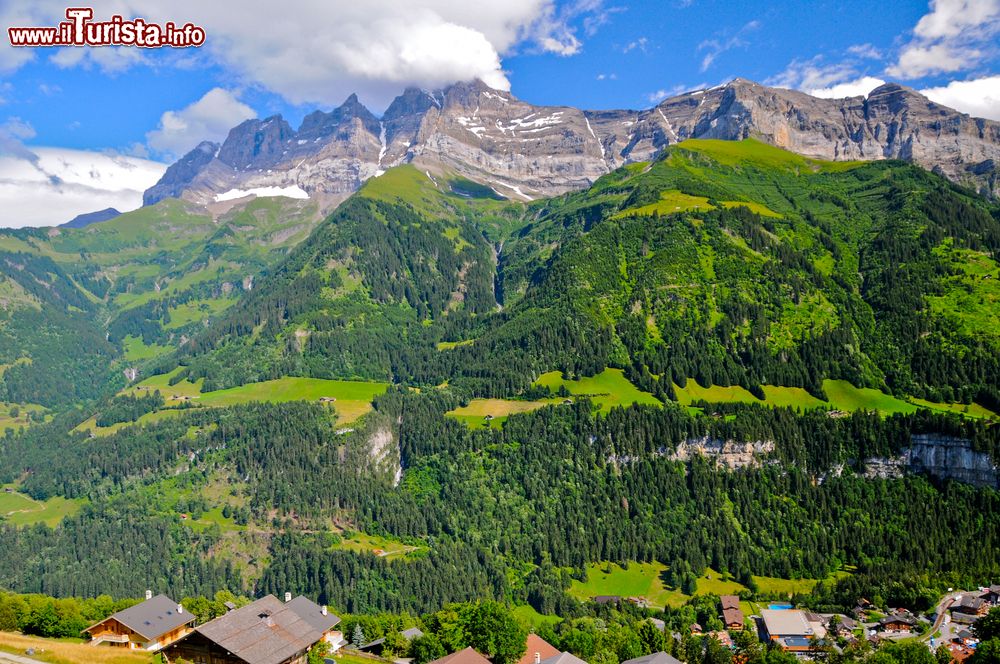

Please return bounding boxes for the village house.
[759,609,817,652]
[537,652,589,664]
[951,595,990,621]
[622,652,684,664]
[162,593,341,664]
[980,585,1000,605]
[429,647,494,664]
[591,595,622,606]
[827,615,858,638]
[719,595,744,630]
[878,613,917,633]
[517,633,561,664]
[83,591,195,651]
[358,626,425,656]
[852,598,875,620]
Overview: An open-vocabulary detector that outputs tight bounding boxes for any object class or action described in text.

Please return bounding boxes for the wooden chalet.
[952,595,990,618]
[720,595,744,630]
[84,592,194,651]
[162,594,341,664]
[878,613,917,633]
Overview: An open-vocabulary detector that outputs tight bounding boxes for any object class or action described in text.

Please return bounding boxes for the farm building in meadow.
[759,609,817,652]
[83,591,194,651]
[162,594,341,664]
[720,595,744,629]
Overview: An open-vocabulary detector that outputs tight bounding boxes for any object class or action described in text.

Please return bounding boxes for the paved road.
[0,651,44,664]
[920,591,964,644]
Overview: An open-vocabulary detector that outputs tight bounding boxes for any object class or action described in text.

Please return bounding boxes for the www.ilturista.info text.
[8,8,205,48]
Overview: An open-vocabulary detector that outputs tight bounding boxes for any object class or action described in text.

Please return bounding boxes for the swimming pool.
[768,603,794,610]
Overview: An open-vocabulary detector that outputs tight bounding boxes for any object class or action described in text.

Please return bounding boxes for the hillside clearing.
[534,369,661,413]
[75,372,391,437]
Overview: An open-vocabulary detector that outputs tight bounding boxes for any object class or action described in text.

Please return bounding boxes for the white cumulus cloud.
[921,76,1000,120]
[0,147,165,228]
[887,0,1000,78]
[0,1,606,109]
[809,76,887,99]
[146,88,256,159]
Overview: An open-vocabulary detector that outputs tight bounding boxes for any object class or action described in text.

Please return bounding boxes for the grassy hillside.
[0,196,325,407]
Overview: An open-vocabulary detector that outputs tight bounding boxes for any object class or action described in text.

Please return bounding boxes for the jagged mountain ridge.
[145,78,1000,212]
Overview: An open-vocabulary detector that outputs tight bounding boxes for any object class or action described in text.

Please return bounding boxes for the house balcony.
[90,633,130,646]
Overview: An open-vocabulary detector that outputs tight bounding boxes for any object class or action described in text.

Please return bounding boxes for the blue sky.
[2,0,997,157]
[0,0,997,226]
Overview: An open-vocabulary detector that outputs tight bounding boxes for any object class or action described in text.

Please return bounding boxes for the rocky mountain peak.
[298,94,381,141]
[217,115,296,171]
[144,77,1000,212]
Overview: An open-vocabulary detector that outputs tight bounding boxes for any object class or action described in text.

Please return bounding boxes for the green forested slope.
[1,140,999,621]
[0,196,323,407]
[170,140,1000,411]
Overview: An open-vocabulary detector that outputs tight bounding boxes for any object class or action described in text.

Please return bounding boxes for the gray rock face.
[144,78,1000,212]
[143,140,218,206]
[864,434,998,488]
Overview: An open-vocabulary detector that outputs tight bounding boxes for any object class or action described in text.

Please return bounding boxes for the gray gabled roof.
[539,653,589,664]
[402,627,425,640]
[87,594,194,641]
[193,595,340,664]
[622,653,684,664]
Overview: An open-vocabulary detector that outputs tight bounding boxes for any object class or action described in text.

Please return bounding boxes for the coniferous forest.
[0,141,999,664]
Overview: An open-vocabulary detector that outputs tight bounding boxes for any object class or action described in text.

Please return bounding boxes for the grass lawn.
[196,376,389,423]
[720,200,782,218]
[822,380,917,415]
[436,339,475,350]
[910,398,1000,421]
[164,297,235,330]
[0,401,47,431]
[0,631,153,664]
[671,377,989,418]
[79,371,392,437]
[534,369,661,414]
[121,335,172,362]
[752,576,825,596]
[182,506,245,534]
[613,190,714,218]
[569,561,848,610]
[679,138,864,173]
[569,561,676,607]
[0,485,84,527]
[328,652,391,664]
[446,398,562,429]
[568,562,744,609]
[512,604,563,629]
[332,531,424,560]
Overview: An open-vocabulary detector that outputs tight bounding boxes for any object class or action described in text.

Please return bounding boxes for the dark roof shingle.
[193,595,339,664]
[87,594,194,641]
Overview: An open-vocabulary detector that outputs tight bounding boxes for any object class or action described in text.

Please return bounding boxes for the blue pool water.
[768,603,794,610]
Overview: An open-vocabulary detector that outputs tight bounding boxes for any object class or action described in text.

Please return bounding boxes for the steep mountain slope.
[0,196,325,406]
[172,166,518,390]
[169,140,1000,411]
[144,79,1000,214]
[2,143,1000,617]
